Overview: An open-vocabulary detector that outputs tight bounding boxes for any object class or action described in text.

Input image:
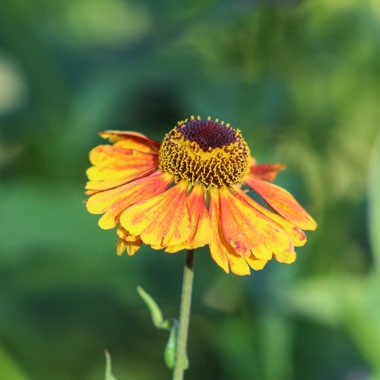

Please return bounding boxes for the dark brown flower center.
[159,117,250,188]
[179,119,238,151]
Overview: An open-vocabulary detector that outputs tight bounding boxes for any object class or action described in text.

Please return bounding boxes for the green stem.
[172,249,195,380]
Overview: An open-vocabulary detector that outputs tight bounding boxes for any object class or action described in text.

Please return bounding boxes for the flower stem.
[172,249,195,380]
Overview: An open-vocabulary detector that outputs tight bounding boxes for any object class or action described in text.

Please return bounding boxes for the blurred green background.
[1,0,380,379]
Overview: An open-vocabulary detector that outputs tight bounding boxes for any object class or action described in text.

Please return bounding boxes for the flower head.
[86,116,317,275]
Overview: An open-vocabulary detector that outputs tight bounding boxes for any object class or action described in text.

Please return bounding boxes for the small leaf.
[105,350,118,380]
[137,286,181,369]
[137,286,170,329]
[164,321,178,369]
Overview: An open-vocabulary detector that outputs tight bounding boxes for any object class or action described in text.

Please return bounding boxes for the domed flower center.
[159,117,250,188]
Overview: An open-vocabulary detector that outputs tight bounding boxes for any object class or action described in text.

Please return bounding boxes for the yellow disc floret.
[159,117,250,188]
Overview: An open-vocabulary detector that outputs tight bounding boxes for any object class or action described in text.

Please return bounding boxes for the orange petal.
[233,186,307,247]
[86,171,172,229]
[245,177,317,231]
[249,163,286,182]
[99,130,160,153]
[165,185,212,253]
[120,182,192,247]
[219,188,293,260]
[86,145,158,192]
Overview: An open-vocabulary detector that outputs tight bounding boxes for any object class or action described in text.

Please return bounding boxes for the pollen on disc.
[158,118,250,188]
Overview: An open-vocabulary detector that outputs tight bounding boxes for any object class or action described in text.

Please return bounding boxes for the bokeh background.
[1,0,380,379]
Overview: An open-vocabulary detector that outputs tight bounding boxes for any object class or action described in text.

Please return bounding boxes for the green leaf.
[164,321,178,369]
[137,286,170,329]
[105,350,118,380]
[137,286,180,369]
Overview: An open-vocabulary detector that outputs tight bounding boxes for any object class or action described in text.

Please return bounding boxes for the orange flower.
[86,117,317,275]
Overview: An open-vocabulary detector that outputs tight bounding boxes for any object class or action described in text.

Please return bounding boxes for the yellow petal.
[274,250,297,264]
[245,254,268,270]
[228,252,251,276]
[116,227,142,256]
[126,240,142,256]
[116,238,127,256]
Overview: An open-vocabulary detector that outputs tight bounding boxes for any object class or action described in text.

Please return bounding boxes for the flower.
[85,116,317,275]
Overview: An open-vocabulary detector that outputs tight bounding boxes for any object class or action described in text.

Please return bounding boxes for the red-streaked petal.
[209,189,253,276]
[165,184,212,253]
[245,177,317,231]
[233,186,307,247]
[208,189,230,274]
[120,182,192,247]
[219,187,293,259]
[100,130,160,152]
[249,163,286,182]
[86,171,172,229]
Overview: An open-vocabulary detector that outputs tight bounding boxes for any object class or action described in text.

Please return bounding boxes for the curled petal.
[120,182,192,247]
[100,130,160,152]
[116,227,142,256]
[246,177,317,231]
[86,171,172,229]
[219,188,293,260]
[249,163,286,182]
